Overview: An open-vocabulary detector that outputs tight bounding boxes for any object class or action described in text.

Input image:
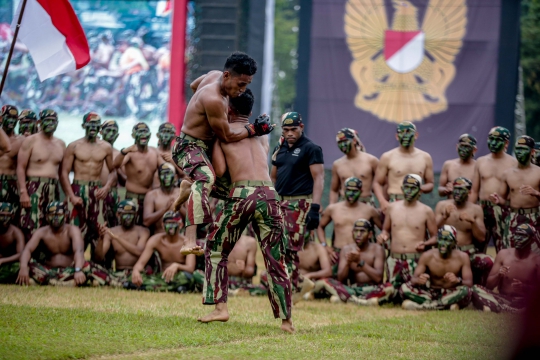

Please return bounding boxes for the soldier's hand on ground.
[235,260,246,271]
[444,272,458,284]
[306,204,321,230]
[74,271,86,285]
[70,195,84,207]
[20,192,30,208]
[519,185,539,197]
[346,251,360,263]
[160,152,173,163]
[499,265,510,277]
[16,268,30,286]
[418,273,430,285]
[459,212,474,223]
[162,264,179,283]
[444,204,457,219]
[489,193,500,205]
[132,270,143,286]
[245,114,275,137]
[416,242,426,251]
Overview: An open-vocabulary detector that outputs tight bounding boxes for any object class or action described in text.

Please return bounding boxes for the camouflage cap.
[132,122,150,136]
[336,128,356,142]
[397,121,416,132]
[515,135,535,149]
[82,112,101,124]
[453,177,472,190]
[0,202,14,214]
[281,112,302,127]
[46,201,65,214]
[488,126,510,141]
[18,109,37,121]
[39,109,58,120]
[1,105,18,120]
[158,122,176,132]
[158,163,175,173]
[458,133,477,147]
[353,218,372,231]
[117,199,138,212]
[403,174,422,187]
[438,225,457,243]
[163,211,182,222]
[344,176,362,189]
[515,223,535,236]
[101,120,118,130]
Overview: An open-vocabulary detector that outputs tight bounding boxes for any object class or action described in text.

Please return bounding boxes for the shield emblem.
[384,30,425,73]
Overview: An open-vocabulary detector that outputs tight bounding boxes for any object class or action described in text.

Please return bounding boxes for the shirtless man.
[436,177,493,285]
[17,109,39,136]
[318,177,382,262]
[330,128,378,204]
[0,202,24,283]
[377,174,437,299]
[143,163,179,233]
[438,134,477,198]
[16,202,109,286]
[198,91,292,333]
[490,135,540,253]
[61,112,116,256]
[113,122,165,225]
[314,219,392,306]
[226,234,258,292]
[171,52,273,256]
[0,105,24,214]
[472,223,540,312]
[95,199,150,286]
[471,126,517,252]
[17,109,65,241]
[131,211,196,292]
[373,122,434,213]
[99,120,124,225]
[152,122,183,188]
[401,225,473,310]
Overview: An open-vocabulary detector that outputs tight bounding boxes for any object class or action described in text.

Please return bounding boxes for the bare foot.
[198,304,229,323]
[172,179,193,210]
[180,242,204,256]
[281,319,295,334]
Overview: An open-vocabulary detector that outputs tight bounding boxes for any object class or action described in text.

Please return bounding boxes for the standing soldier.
[17,110,39,137]
[271,112,324,296]
[0,105,24,216]
[438,134,477,198]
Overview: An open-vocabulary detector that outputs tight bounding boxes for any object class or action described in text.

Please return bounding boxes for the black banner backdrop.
[296,0,520,171]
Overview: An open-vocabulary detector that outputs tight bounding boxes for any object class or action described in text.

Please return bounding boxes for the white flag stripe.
[387,32,425,74]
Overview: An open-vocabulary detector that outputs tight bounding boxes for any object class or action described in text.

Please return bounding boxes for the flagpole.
[0,0,28,98]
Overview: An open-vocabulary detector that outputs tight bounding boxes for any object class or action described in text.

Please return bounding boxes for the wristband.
[358,260,365,267]
[74,267,82,273]
[120,148,128,155]
[320,242,327,247]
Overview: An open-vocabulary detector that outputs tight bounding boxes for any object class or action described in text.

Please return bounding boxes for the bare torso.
[144,187,180,233]
[0,134,24,175]
[298,241,322,274]
[437,200,483,246]
[341,243,380,285]
[109,225,148,270]
[23,134,65,179]
[476,153,516,201]
[100,147,120,186]
[383,147,431,194]
[39,226,76,268]
[154,234,189,269]
[504,165,540,209]
[124,147,161,194]
[69,138,112,181]
[497,249,540,296]
[445,158,476,184]
[326,202,379,249]
[388,201,431,253]
[333,152,377,198]
[227,235,257,277]
[421,249,467,289]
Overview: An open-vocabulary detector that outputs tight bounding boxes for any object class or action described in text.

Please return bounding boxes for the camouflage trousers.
[389,194,405,202]
[109,269,132,287]
[400,282,472,310]
[280,196,312,292]
[504,208,540,254]
[229,275,268,296]
[131,270,195,292]
[471,285,526,313]
[0,262,20,284]
[172,134,215,226]
[105,187,118,227]
[313,278,394,303]
[480,200,507,253]
[124,191,146,226]
[386,253,420,300]
[29,259,110,286]
[458,244,494,286]
[0,174,19,217]
[204,181,291,319]
[20,177,60,241]
[69,180,109,253]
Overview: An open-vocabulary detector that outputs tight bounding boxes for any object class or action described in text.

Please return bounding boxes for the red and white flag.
[11,0,90,81]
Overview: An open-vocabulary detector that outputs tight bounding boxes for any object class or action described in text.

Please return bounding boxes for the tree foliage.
[521,0,540,141]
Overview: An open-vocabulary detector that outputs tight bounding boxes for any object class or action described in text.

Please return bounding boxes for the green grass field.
[0,285,515,360]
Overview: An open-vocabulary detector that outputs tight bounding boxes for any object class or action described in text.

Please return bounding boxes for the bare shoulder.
[324,203,337,213]
[333,156,347,166]
[421,248,437,260]
[380,149,395,161]
[146,233,162,246]
[341,243,356,255]
[68,224,82,236]
[136,225,150,237]
[369,242,384,254]
[97,138,112,151]
[53,136,66,148]
[11,225,23,238]
[109,225,123,235]
[495,248,511,260]
[20,133,38,149]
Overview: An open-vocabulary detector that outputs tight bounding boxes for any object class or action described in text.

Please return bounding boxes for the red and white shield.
[384,30,425,73]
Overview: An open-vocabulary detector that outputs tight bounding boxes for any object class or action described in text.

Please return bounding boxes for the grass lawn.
[0,285,516,360]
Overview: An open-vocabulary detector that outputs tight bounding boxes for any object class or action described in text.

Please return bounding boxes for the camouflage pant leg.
[20,178,60,241]
[29,260,93,285]
[0,176,19,218]
[69,182,106,253]
[400,282,472,310]
[229,275,267,295]
[386,256,418,299]
[0,262,20,284]
[462,248,494,286]
[139,271,194,292]
[104,187,118,227]
[124,191,145,226]
[109,269,132,287]
[482,202,506,252]
[507,211,540,254]
[172,139,215,226]
[85,261,111,286]
[357,282,394,303]
[211,174,232,201]
[471,285,525,313]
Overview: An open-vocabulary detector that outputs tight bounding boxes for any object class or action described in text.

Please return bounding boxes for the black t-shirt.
[272,135,324,196]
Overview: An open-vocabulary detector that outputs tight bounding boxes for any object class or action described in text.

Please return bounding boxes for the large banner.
[304,0,503,171]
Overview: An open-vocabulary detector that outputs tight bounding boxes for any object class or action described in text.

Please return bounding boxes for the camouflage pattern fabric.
[20,177,60,241]
[314,278,393,303]
[480,200,507,253]
[505,209,540,254]
[29,259,110,286]
[0,175,19,217]
[172,134,215,226]
[400,282,472,310]
[109,269,132,287]
[69,180,107,253]
[389,194,405,202]
[471,285,525,313]
[0,262,20,283]
[104,187,118,227]
[386,253,420,299]
[204,182,291,320]
[228,274,268,296]
[458,245,494,286]
[124,191,145,226]
[130,270,194,292]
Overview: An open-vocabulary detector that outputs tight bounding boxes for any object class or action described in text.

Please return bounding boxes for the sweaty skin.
[17,133,66,208]
[337,241,385,286]
[471,151,516,203]
[113,144,164,195]
[297,241,332,281]
[412,248,473,289]
[435,200,485,247]
[227,235,257,278]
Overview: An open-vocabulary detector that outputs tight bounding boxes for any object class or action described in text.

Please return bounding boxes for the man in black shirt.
[271,112,324,302]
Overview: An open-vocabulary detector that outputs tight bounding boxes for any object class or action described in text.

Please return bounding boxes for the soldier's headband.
[453,177,472,190]
[353,218,372,231]
[403,174,422,187]
[438,225,457,242]
[397,122,416,132]
[281,112,302,127]
[101,120,118,130]
[516,135,535,149]
[458,134,477,147]
[488,126,510,141]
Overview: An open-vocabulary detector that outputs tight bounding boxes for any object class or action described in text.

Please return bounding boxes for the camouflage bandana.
[403,174,422,187]
[39,109,58,121]
[353,218,372,231]
[336,128,366,153]
[117,199,138,213]
[402,174,422,201]
[515,135,535,149]
[82,112,101,124]
[397,121,416,147]
[46,201,65,215]
[101,120,119,131]
[18,109,38,135]
[1,105,18,121]
[163,210,182,223]
[513,223,535,250]
[281,112,302,127]
[453,177,472,190]
[163,211,182,235]
[158,122,176,147]
[437,225,457,257]
[458,133,477,147]
[0,202,14,214]
[344,176,362,203]
[515,135,535,165]
[397,121,417,133]
[158,122,176,133]
[488,126,510,141]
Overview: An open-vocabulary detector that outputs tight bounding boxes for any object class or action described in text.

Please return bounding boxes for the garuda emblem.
[345,0,467,123]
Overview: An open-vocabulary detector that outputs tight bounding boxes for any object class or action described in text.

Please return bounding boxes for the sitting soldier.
[0,202,24,283]
[401,225,473,310]
[130,211,197,292]
[472,223,540,313]
[228,232,269,297]
[143,163,180,234]
[435,177,493,285]
[95,199,150,286]
[313,219,392,306]
[292,236,332,302]
[16,202,109,286]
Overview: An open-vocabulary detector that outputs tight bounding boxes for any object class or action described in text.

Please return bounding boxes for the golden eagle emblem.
[345,0,467,123]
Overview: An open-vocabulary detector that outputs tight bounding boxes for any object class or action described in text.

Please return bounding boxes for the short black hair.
[229,89,254,116]
[224,52,257,76]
